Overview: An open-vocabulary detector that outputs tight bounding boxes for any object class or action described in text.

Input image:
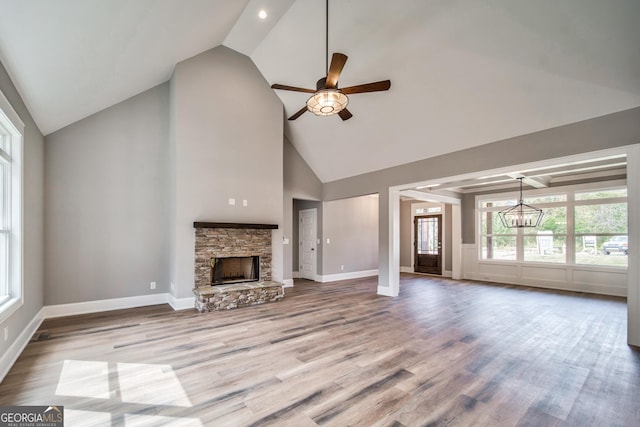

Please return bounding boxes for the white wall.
[321,195,379,279]
[44,83,170,304]
[170,46,283,299]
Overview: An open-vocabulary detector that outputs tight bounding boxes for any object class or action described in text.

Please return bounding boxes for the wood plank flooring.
[1,274,639,426]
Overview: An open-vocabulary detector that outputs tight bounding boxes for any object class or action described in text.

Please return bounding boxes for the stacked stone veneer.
[193,225,283,311]
[194,281,284,312]
[194,227,272,287]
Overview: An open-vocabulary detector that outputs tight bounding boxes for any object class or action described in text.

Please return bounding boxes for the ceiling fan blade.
[288,106,309,121]
[325,53,348,88]
[271,84,315,94]
[338,108,353,121]
[341,80,391,95]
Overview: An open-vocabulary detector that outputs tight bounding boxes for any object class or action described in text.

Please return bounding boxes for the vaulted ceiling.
[1,0,638,183]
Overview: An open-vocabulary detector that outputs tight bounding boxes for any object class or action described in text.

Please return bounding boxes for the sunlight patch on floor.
[117,362,192,407]
[55,360,196,423]
[55,360,110,399]
[124,414,205,426]
[64,409,112,426]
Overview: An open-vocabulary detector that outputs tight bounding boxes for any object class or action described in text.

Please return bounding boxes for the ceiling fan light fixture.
[306,89,349,116]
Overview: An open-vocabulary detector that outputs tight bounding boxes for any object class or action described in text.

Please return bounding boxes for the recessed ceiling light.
[258,9,267,19]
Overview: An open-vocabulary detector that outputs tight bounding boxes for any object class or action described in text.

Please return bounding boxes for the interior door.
[414,215,442,275]
[299,208,317,280]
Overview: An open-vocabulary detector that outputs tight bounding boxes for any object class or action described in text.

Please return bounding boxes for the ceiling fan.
[271,0,391,121]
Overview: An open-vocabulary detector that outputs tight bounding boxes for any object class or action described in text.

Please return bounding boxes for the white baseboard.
[167,294,195,311]
[318,269,378,283]
[444,270,453,278]
[376,286,398,297]
[43,293,197,318]
[282,279,294,288]
[400,266,413,273]
[44,293,170,318]
[292,271,300,279]
[0,307,45,383]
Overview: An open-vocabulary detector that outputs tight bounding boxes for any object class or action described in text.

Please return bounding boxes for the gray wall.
[322,195,378,276]
[322,107,640,291]
[284,137,322,281]
[284,137,322,200]
[461,193,476,244]
[170,46,283,299]
[44,83,170,304]
[324,108,640,201]
[399,200,412,268]
[444,203,453,272]
[0,62,45,357]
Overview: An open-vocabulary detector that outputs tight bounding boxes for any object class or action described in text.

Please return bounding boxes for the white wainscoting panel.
[462,243,626,297]
[462,244,478,280]
[521,265,568,282]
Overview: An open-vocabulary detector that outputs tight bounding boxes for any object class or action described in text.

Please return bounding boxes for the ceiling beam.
[507,173,550,188]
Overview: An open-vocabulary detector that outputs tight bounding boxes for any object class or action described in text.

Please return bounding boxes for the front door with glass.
[414,215,442,275]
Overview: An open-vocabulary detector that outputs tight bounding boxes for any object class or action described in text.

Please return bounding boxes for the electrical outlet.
[150,282,156,290]
[242,199,248,207]
[326,238,331,244]
[3,326,8,342]
[170,282,175,291]
[341,265,344,271]
[228,198,236,206]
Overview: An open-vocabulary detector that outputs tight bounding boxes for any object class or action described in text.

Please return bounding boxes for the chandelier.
[498,177,544,228]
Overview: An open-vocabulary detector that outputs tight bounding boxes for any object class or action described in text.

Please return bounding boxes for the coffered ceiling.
[0,0,638,183]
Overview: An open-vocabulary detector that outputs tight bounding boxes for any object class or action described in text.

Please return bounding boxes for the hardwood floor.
[1,274,639,426]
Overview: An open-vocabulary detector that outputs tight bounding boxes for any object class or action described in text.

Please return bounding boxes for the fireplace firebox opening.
[211,256,260,286]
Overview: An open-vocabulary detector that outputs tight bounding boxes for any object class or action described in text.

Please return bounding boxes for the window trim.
[0,88,24,324]
[476,179,628,269]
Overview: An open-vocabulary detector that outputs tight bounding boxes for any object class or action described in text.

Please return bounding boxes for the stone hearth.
[194,281,284,312]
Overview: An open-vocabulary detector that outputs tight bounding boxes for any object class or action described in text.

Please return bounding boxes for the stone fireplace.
[193,222,284,311]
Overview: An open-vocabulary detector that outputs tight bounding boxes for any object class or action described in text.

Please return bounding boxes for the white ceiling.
[0,0,639,183]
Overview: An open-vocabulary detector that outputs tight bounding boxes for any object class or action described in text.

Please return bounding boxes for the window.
[0,89,24,321]
[478,183,627,268]
[480,206,516,260]
[1,157,8,303]
[574,189,627,267]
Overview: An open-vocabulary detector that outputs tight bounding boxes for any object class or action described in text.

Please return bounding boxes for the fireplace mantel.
[193,222,278,230]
